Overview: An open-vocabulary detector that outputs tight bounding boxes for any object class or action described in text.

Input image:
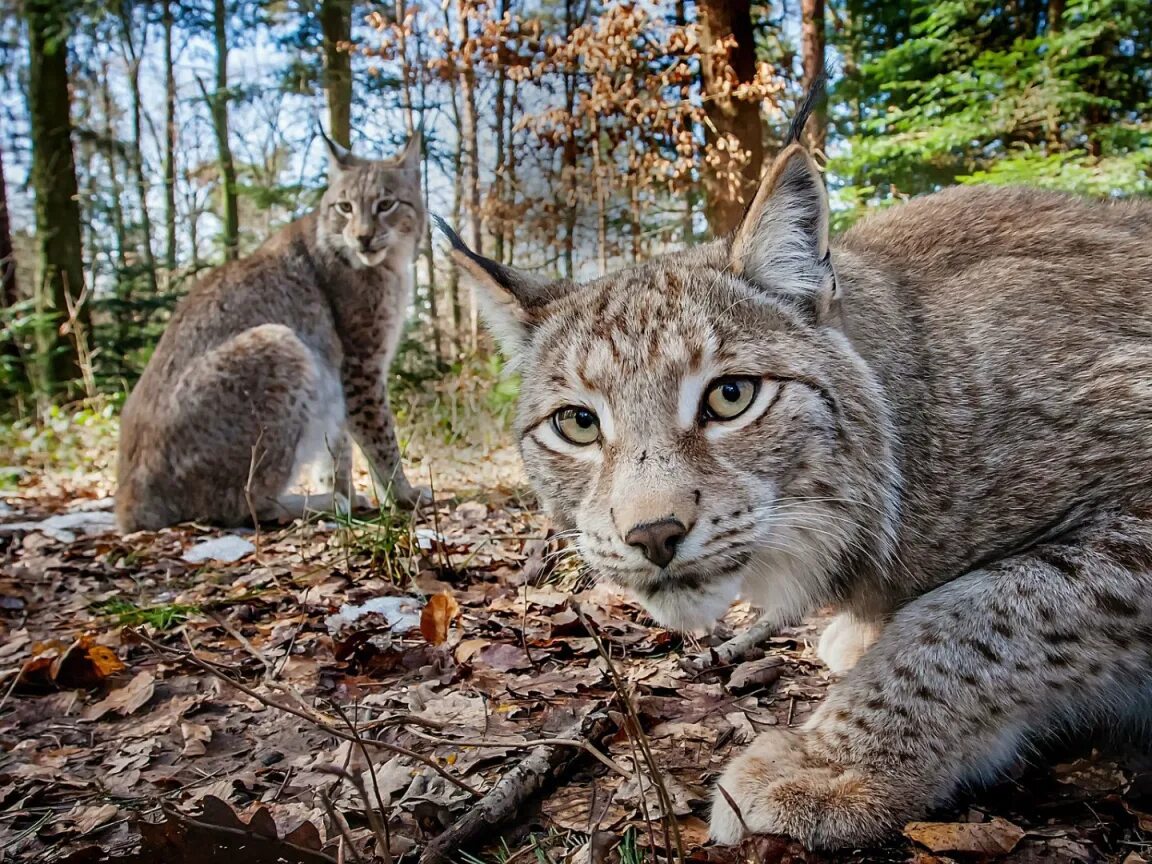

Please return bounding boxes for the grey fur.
[116,134,428,532]
[452,142,1152,847]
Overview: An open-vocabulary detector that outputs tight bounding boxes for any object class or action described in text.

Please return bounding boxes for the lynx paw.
[392,483,433,510]
[710,729,907,849]
[817,614,881,674]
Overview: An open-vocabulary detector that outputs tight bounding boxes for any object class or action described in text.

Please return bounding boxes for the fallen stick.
[417,708,612,864]
[681,611,780,674]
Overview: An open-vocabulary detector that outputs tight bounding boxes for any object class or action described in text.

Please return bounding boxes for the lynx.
[440,94,1152,848]
[116,134,429,533]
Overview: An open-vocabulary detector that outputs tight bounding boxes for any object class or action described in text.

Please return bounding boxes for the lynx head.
[318,131,424,268]
[444,142,900,632]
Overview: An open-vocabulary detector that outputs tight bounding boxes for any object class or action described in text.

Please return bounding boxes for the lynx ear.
[319,126,361,174]
[729,144,836,322]
[433,216,559,359]
[395,129,422,173]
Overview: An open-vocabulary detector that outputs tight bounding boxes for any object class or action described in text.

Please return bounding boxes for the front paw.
[392,483,433,510]
[710,729,912,849]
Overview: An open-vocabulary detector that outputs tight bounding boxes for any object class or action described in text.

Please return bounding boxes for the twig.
[317,765,392,864]
[319,789,366,864]
[417,707,612,864]
[132,628,482,798]
[574,602,685,864]
[681,611,780,674]
[403,724,632,778]
[329,702,394,864]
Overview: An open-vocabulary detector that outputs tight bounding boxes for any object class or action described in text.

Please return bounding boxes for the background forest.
[1,0,1151,421]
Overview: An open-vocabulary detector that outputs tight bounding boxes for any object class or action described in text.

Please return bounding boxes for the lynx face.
[444,146,900,631]
[319,135,424,269]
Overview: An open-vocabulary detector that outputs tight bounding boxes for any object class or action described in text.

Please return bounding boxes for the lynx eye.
[552,406,601,446]
[702,377,760,421]
[335,201,353,214]
[376,199,398,215]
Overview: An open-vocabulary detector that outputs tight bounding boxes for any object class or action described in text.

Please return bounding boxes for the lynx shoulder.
[116,133,429,533]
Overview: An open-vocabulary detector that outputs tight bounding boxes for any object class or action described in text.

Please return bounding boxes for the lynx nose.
[626,518,688,568]
[357,234,373,251]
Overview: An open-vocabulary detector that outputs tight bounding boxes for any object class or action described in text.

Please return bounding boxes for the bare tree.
[119,0,160,297]
[26,0,90,397]
[801,0,827,153]
[697,0,764,236]
[162,0,178,274]
[209,0,239,260]
[321,0,353,147]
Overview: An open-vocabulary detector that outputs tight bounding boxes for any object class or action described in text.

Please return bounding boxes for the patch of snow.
[325,596,422,636]
[182,535,256,564]
[0,511,118,543]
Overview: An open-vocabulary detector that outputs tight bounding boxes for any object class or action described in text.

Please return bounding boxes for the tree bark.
[456,0,481,348]
[162,0,178,274]
[0,144,16,315]
[120,4,159,299]
[320,0,353,147]
[697,0,764,237]
[442,3,464,353]
[560,0,577,279]
[211,0,239,260]
[26,0,89,398]
[492,0,508,264]
[801,0,827,153]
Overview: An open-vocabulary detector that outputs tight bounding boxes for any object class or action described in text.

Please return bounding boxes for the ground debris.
[2,477,1149,864]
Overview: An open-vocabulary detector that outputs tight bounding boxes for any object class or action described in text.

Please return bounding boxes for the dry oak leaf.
[18,636,125,690]
[82,670,156,721]
[180,721,213,757]
[420,591,461,646]
[904,816,1025,855]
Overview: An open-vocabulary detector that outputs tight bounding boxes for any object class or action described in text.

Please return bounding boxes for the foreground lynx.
[442,98,1152,847]
[117,135,428,532]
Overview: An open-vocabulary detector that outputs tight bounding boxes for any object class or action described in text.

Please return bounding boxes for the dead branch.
[681,610,780,674]
[416,706,612,864]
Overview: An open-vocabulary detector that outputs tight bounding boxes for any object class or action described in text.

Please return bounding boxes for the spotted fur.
[448,136,1152,847]
[116,134,429,532]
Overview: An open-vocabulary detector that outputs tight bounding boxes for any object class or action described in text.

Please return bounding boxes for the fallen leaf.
[727,656,784,692]
[83,671,155,721]
[68,802,120,834]
[904,816,1025,855]
[420,591,461,646]
[180,721,212,757]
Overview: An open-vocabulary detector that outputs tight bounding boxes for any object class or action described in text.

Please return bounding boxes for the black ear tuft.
[432,215,517,294]
[785,70,828,147]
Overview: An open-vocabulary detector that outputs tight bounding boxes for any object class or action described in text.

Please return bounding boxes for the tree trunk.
[212,0,239,260]
[456,0,481,349]
[121,7,159,300]
[0,145,15,312]
[26,0,89,398]
[505,73,519,264]
[800,0,827,153]
[492,0,508,264]
[561,0,578,279]
[697,0,764,237]
[163,0,178,274]
[320,0,353,147]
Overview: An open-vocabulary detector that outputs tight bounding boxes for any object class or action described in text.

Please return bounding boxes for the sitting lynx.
[442,93,1152,848]
[116,134,429,532]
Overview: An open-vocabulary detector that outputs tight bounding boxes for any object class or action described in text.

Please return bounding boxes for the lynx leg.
[712,510,1152,848]
[117,324,321,531]
[343,366,431,509]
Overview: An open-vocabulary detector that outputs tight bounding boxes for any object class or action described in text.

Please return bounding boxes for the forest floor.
[2,401,1152,864]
